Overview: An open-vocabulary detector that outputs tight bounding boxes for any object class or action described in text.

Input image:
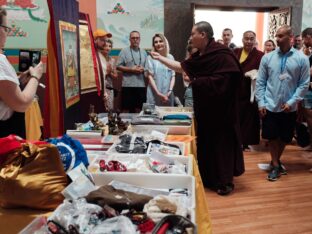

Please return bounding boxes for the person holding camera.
[0,7,43,138]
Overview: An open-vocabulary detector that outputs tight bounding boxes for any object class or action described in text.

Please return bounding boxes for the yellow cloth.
[166,134,212,234]
[192,156,212,234]
[25,100,43,140]
[239,49,249,63]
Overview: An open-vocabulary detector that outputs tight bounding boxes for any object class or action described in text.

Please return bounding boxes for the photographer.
[0,7,43,138]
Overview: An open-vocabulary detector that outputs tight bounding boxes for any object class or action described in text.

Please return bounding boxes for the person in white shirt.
[0,7,43,138]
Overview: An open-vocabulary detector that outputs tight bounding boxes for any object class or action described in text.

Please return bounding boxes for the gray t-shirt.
[117,47,147,87]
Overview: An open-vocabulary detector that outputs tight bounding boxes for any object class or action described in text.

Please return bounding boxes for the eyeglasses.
[0,25,10,33]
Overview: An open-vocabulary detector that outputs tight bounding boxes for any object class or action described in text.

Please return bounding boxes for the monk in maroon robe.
[234,31,264,150]
[151,21,244,195]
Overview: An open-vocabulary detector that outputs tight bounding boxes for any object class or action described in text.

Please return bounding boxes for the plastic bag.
[91,216,136,234]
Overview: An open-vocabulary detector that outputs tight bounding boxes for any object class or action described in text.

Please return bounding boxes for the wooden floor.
[205,143,312,234]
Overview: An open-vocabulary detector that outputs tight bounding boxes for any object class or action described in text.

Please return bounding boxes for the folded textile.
[85,185,153,212]
[163,114,191,120]
[131,116,163,125]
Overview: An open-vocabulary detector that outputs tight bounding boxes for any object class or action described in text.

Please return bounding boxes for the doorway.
[194,9,269,50]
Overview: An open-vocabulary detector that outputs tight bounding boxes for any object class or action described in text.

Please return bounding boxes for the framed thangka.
[79,20,98,93]
[1,0,49,49]
[59,21,80,108]
[96,0,164,49]
[268,8,291,41]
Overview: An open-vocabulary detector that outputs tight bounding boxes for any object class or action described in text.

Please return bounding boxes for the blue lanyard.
[280,54,288,73]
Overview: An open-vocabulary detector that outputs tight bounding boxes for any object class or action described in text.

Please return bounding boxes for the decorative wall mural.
[268,8,291,41]
[59,21,80,108]
[0,0,49,48]
[96,0,164,49]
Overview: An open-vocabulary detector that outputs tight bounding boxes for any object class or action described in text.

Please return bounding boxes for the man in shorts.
[256,25,310,181]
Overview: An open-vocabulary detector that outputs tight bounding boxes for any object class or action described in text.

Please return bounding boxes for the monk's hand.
[281,103,290,112]
[150,51,160,60]
[259,107,267,118]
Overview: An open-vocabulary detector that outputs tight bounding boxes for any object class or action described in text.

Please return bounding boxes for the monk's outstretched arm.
[150,52,183,73]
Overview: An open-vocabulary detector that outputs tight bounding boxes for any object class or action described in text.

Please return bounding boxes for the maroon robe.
[234,48,264,145]
[181,40,245,188]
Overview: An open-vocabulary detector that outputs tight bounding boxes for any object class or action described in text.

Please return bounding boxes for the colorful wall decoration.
[268,8,291,41]
[96,0,164,49]
[79,22,98,93]
[1,0,49,49]
[59,21,80,108]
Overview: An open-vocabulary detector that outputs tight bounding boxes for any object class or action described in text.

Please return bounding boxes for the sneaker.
[279,163,287,175]
[270,161,287,175]
[267,166,281,181]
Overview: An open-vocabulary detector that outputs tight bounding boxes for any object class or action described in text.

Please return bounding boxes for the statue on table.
[116,111,129,132]
[107,111,129,135]
[88,105,105,131]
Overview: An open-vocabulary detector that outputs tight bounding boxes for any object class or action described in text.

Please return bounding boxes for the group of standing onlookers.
[93,29,176,113]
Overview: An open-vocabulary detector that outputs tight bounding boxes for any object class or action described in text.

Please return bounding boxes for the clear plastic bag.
[90,216,136,234]
[48,199,103,234]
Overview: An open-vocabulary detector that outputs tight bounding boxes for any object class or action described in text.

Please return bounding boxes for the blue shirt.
[146,54,175,106]
[256,47,310,112]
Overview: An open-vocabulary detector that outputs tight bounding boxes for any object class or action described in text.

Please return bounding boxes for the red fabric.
[0,135,21,156]
[138,218,155,233]
[0,135,50,165]
[156,222,170,234]
[233,47,264,145]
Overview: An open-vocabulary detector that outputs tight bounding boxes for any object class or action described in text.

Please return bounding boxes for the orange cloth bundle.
[0,143,67,210]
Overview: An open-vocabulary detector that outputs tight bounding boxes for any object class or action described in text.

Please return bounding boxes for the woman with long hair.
[146,33,175,106]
